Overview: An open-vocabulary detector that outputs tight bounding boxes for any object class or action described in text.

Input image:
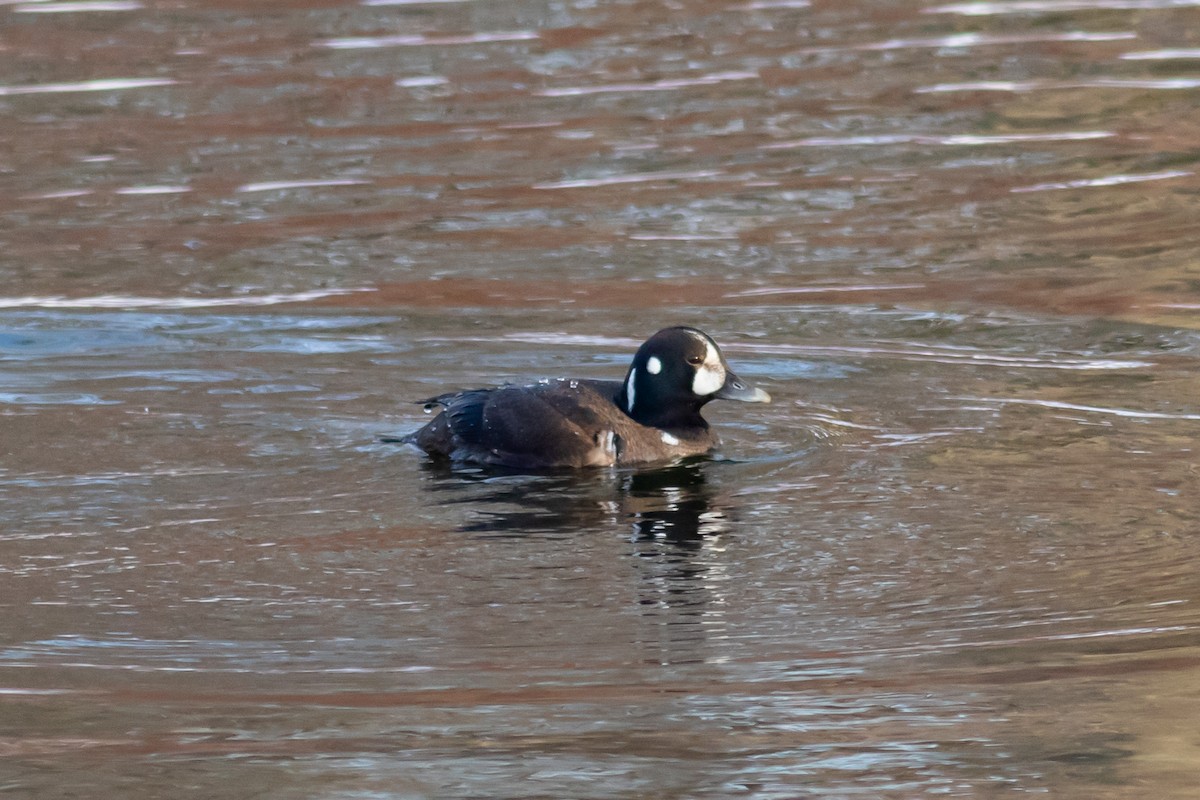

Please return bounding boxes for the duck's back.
[407,378,715,468]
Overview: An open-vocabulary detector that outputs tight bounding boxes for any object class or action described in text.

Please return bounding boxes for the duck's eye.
[686,354,704,365]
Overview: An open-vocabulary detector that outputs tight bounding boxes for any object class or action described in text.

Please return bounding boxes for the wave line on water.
[23,185,192,199]
[114,184,193,195]
[13,0,141,11]
[918,77,1200,92]
[23,189,94,199]
[731,283,927,296]
[533,169,724,189]
[318,30,537,49]
[1123,48,1200,59]
[0,77,176,96]
[742,0,811,7]
[363,0,475,5]
[418,334,1156,373]
[739,342,1153,370]
[1011,169,1192,192]
[626,233,738,241]
[929,0,1200,14]
[537,70,759,97]
[235,179,370,193]
[801,30,1134,54]
[761,130,1113,149]
[962,396,1200,420]
[417,335,1154,371]
[0,289,371,310]
[425,332,644,349]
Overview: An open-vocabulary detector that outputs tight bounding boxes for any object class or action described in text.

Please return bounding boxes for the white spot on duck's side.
[625,370,637,414]
[692,339,726,396]
[661,431,680,446]
[588,430,619,466]
[646,356,662,374]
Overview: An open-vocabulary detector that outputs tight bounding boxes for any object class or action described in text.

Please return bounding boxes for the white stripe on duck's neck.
[624,368,637,415]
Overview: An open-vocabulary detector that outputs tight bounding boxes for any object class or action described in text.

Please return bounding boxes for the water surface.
[4,0,1200,797]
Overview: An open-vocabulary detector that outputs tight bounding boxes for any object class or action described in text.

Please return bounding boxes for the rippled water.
[4,0,1200,797]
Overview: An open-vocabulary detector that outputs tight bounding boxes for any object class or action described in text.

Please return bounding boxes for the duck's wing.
[398,389,488,452]
[438,389,493,447]
[419,384,619,467]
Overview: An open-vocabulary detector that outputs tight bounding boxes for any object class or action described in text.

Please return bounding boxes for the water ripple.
[930,0,1200,13]
[803,30,1134,53]
[318,31,537,50]
[919,78,1200,92]
[0,392,117,406]
[961,396,1200,420]
[533,170,724,190]
[761,131,1113,149]
[13,0,141,11]
[113,185,191,196]
[235,179,370,193]
[364,0,474,4]
[1011,169,1192,193]
[0,290,368,309]
[537,71,759,97]
[739,342,1154,370]
[1123,48,1200,59]
[732,284,927,297]
[0,77,176,96]
[420,334,1154,371]
[0,466,236,491]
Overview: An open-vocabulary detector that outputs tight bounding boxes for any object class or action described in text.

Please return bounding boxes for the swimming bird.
[402,327,770,468]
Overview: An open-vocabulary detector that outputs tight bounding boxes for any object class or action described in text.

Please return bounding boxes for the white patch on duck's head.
[646,355,662,375]
[690,336,726,396]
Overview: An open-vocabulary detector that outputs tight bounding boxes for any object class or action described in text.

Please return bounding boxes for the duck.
[401,326,770,469]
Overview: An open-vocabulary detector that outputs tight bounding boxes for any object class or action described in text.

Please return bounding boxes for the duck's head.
[619,327,770,428]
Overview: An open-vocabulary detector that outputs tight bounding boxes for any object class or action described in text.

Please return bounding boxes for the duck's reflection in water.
[622,460,728,544]
[419,459,734,663]
[623,462,732,665]
[417,459,728,540]
[417,461,623,536]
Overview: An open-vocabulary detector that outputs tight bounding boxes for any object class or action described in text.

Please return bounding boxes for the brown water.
[4,0,1200,796]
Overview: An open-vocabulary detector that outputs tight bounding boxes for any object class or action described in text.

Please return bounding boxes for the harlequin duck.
[402,327,770,468]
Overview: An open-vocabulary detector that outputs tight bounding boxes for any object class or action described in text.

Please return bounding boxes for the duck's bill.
[715,371,771,403]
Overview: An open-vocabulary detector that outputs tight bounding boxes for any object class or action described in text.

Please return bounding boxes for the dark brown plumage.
[402,327,770,469]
